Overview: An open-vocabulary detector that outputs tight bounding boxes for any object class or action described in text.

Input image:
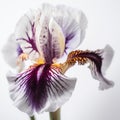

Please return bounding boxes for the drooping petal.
[66,45,114,90]
[7,64,76,115]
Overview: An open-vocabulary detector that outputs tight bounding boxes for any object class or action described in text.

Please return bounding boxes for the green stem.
[49,108,61,120]
[30,115,35,120]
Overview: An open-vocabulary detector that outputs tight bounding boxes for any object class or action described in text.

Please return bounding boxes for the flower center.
[35,57,45,65]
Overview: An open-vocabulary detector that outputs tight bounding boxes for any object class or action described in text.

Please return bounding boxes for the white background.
[0,0,120,120]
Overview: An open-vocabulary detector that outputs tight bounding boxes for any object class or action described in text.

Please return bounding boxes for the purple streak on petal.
[66,33,75,42]
[41,30,53,64]
[41,29,60,64]
[38,16,63,63]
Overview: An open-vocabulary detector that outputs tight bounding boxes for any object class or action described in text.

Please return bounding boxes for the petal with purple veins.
[15,10,40,60]
[7,64,76,115]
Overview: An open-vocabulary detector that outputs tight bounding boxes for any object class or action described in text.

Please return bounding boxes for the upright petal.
[56,5,88,48]
[7,64,76,115]
[35,13,65,63]
[42,4,88,53]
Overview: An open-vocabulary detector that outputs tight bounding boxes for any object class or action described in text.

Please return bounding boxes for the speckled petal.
[7,64,76,115]
[35,13,65,63]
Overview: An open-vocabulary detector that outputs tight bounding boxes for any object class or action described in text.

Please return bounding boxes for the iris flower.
[2,4,114,120]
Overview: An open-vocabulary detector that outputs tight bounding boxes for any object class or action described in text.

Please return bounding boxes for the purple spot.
[17,44,23,55]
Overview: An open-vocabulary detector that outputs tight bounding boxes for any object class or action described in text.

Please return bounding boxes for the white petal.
[2,34,17,68]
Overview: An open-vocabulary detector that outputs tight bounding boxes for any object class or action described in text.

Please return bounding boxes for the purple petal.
[7,64,76,115]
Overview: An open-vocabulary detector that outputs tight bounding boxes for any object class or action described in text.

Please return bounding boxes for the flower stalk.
[30,116,35,120]
[49,108,61,120]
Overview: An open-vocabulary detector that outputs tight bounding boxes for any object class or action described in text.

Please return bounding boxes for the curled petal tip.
[99,80,114,90]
